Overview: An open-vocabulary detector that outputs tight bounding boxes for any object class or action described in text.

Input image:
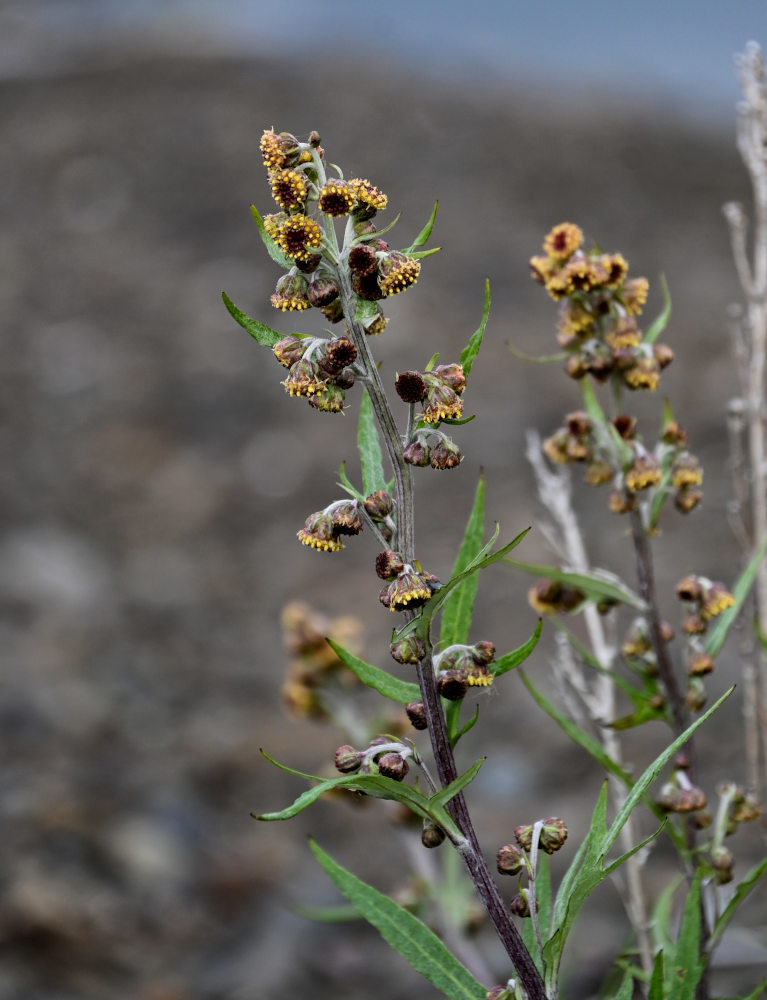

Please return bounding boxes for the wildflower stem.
[334,274,546,997]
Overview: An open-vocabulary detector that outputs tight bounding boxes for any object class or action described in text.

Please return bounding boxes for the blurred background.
[2,2,767,998]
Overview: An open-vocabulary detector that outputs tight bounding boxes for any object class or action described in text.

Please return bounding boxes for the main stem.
[338,279,547,1000]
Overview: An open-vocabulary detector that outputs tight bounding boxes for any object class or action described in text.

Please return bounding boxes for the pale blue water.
[10,0,767,118]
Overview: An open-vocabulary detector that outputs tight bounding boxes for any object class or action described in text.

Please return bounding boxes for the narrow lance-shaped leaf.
[709,855,767,950]
[706,534,767,657]
[644,274,672,345]
[405,200,439,253]
[669,869,703,1000]
[222,291,283,348]
[648,952,665,1000]
[309,841,486,1000]
[250,203,295,268]
[440,474,486,648]
[429,757,485,810]
[358,388,387,496]
[337,461,365,502]
[491,619,543,677]
[505,559,645,610]
[460,279,490,378]
[326,638,421,705]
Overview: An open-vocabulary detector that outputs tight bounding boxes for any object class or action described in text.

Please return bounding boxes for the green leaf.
[709,854,767,950]
[652,876,684,954]
[408,246,442,260]
[649,951,665,1000]
[508,344,569,363]
[309,840,486,1000]
[492,620,543,677]
[453,704,480,743]
[460,280,490,379]
[644,275,672,345]
[669,869,704,1000]
[429,757,485,810]
[326,638,420,705]
[250,203,294,269]
[294,903,362,923]
[405,201,438,253]
[519,670,634,787]
[523,851,552,973]
[337,461,365,502]
[706,535,767,657]
[504,559,646,610]
[222,291,283,348]
[615,968,635,1000]
[440,475,486,648]
[580,379,634,466]
[358,389,387,496]
[354,297,383,329]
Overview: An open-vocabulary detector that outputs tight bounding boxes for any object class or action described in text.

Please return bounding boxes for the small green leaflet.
[460,280,490,379]
[404,200,438,253]
[326,638,420,705]
[491,620,543,677]
[440,474,486,648]
[358,389,387,495]
[669,869,704,1000]
[508,344,568,363]
[222,291,283,348]
[250,204,294,269]
[644,274,672,345]
[309,840,486,1000]
[709,854,767,951]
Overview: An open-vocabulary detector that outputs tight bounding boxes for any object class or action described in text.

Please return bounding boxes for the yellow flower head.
[622,276,650,316]
[275,215,323,261]
[543,222,583,260]
[318,180,355,217]
[269,169,309,210]
[348,178,388,211]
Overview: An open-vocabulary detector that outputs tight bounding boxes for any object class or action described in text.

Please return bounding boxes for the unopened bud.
[390,634,426,664]
[376,549,405,580]
[377,752,409,781]
[421,821,446,849]
[348,243,379,276]
[437,669,468,701]
[430,437,462,470]
[364,490,394,520]
[334,745,362,773]
[685,677,707,712]
[403,439,431,466]
[539,817,569,854]
[711,846,734,884]
[405,701,428,730]
[510,891,534,918]
[687,652,715,676]
[307,276,339,308]
[497,844,526,876]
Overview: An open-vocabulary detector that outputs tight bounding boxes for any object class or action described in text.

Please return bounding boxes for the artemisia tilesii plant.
[223,111,767,1000]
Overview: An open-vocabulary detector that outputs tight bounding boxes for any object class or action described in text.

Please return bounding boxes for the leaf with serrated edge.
[358,388,386,496]
[492,620,543,677]
[405,201,438,252]
[460,280,490,379]
[440,475,485,648]
[706,534,767,657]
[309,841,486,1000]
[250,204,294,269]
[326,638,420,705]
[222,291,283,348]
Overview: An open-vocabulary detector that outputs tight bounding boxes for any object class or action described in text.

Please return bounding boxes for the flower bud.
[271,271,311,311]
[437,669,468,701]
[364,490,394,520]
[331,501,363,535]
[433,363,466,394]
[334,745,362,773]
[430,437,462,470]
[539,817,568,854]
[273,334,307,369]
[421,821,446,849]
[497,844,526,876]
[510,891,532,918]
[513,824,534,852]
[307,276,340,308]
[472,641,496,665]
[653,343,674,369]
[612,414,637,439]
[386,568,434,612]
[351,270,384,301]
[348,243,379,276]
[675,488,702,513]
[377,752,409,781]
[731,791,762,823]
[406,701,428,730]
[403,440,431,466]
[295,253,322,274]
[395,370,428,403]
[711,846,734,884]
[390,634,426,664]
[676,575,703,603]
[685,677,707,712]
[687,652,715,676]
[321,299,344,323]
[376,549,405,580]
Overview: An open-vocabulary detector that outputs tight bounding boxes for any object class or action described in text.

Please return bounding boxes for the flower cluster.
[274,333,357,412]
[531,223,673,391]
[260,129,421,336]
[394,363,466,470]
[334,736,413,782]
[297,499,364,552]
[543,407,703,516]
[432,642,496,699]
[375,549,441,612]
[494,818,568,929]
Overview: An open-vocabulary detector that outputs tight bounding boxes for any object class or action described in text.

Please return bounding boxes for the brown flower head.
[318,179,355,216]
[273,334,307,369]
[274,214,323,261]
[282,358,326,397]
[622,276,650,316]
[378,252,421,296]
[543,222,583,259]
[271,272,311,311]
[269,168,309,210]
[297,511,343,552]
[260,129,300,171]
[348,178,388,212]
